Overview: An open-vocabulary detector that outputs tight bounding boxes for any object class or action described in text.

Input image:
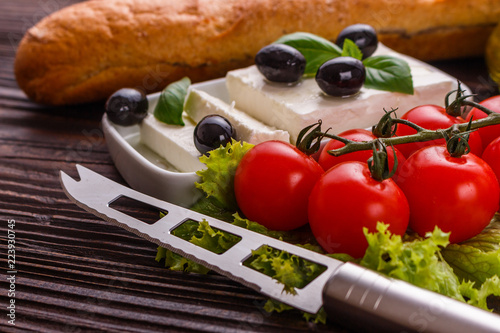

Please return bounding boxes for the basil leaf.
[275,32,341,76]
[341,39,363,60]
[363,56,414,95]
[154,77,191,125]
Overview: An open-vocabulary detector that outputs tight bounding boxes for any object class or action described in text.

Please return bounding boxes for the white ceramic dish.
[102,65,468,208]
[102,78,228,207]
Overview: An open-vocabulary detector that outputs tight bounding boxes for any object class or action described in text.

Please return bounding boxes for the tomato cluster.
[392,97,500,243]
[396,146,499,243]
[234,96,500,258]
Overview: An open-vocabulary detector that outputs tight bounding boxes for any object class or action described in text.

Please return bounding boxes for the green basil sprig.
[341,38,363,60]
[154,77,191,125]
[364,56,413,95]
[275,32,414,95]
[275,32,342,76]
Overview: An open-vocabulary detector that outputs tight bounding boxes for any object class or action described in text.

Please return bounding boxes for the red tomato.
[318,129,407,177]
[234,140,324,231]
[465,95,500,150]
[308,161,410,258]
[395,104,482,158]
[395,145,499,243]
[481,136,500,211]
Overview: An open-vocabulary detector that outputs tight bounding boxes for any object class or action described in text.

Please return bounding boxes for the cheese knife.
[60,164,500,333]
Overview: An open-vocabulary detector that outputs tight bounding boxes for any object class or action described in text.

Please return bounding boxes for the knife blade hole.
[108,195,167,225]
[171,219,242,254]
[243,245,327,290]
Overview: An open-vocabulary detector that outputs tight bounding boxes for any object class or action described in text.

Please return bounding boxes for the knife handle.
[322,262,500,333]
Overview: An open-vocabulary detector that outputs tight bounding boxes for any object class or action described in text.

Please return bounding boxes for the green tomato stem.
[326,113,500,157]
[463,100,497,116]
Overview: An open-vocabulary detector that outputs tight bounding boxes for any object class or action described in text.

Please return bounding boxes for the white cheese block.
[184,88,291,144]
[226,43,458,143]
[140,113,204,173]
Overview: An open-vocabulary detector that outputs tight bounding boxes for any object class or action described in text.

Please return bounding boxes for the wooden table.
[1,1,498,332]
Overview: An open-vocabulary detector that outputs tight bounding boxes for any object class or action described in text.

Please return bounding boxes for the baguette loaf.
[15,0,500,105]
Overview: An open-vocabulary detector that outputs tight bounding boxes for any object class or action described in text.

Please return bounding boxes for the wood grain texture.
[0,1,498,332]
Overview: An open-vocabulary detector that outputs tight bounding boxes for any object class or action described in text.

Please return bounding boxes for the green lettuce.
[156,217,237,273]
[189,220,241,255]
[442,216,500,287]
[360,222,500,311]
[244,244,326,295]
[361,223,465,302]
[195,139,254,211]
[231,212,304,243]
[156,246,210,274]
[262,299,327,324]
[190,196,235,223]
[460,276,500,310]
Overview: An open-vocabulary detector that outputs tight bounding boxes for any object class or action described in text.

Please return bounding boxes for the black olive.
[194,115,236,155]
[315,57,366,97]
[255,44,306,83]
[105,88,149,126]
[336,24,378,59]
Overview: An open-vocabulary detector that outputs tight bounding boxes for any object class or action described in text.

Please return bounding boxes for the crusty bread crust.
[14,0,500,105]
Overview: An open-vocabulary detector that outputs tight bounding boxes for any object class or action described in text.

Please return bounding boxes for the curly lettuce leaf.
[474,276,500,310]
[244,245,326,295]
[442,215,500,287]
[190,220,241,254]
[195,140,254,211]
[155,219,209,273]
[459,276,500,310]
[190,195,235,223]
[156,219,240,272]
[231,212,306,243]
[360,222,500,311]
[360,223,465,301]
[442,245,500,287]
[231,212,277,236]
[156,246,210,274]
[262,299,327,324]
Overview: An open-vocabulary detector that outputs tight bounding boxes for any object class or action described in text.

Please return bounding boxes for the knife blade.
[60,164,500,333]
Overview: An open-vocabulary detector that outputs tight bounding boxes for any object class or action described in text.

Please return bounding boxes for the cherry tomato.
[318,129,406,177]
[465,95,500,150]
[395,145,499,243]
[481,136,500,211]
[234,140,324,231]
[395,104,482,158]
[308,161,410,258]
